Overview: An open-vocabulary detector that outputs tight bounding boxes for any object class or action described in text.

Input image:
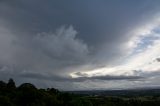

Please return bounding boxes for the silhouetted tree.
[7,78,16,89]
[1,78,160,106]
[18,83,37,90]
[0,96,12,106]
[0,81,6,89]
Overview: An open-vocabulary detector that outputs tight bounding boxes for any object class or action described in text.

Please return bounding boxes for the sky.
[0,0,160,90]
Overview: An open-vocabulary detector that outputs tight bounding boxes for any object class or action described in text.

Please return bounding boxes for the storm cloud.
[0,0,160,90]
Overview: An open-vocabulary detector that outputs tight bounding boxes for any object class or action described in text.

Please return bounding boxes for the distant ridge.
[68,87,160,96]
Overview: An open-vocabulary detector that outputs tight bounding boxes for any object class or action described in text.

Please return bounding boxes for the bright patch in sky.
[71,16,160,79]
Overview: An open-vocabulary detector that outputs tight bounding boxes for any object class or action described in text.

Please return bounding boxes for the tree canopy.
[0,79,160,106]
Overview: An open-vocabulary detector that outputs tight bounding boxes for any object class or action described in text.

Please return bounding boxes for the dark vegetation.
[1,79,160,106]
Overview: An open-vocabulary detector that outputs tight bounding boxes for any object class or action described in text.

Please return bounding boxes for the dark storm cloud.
[1,0,160,45]
[1,0,160,90]
[72,75,143,81]
[19,71,143,82]
[0,25,89,76]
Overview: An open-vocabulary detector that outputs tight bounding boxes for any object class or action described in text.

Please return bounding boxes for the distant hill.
[68,88,160,96]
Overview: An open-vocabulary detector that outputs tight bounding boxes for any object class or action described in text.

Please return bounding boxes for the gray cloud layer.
[0,0,160,90]
[0,25,89,76]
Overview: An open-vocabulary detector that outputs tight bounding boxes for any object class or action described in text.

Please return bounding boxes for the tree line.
[0,78,160,106]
